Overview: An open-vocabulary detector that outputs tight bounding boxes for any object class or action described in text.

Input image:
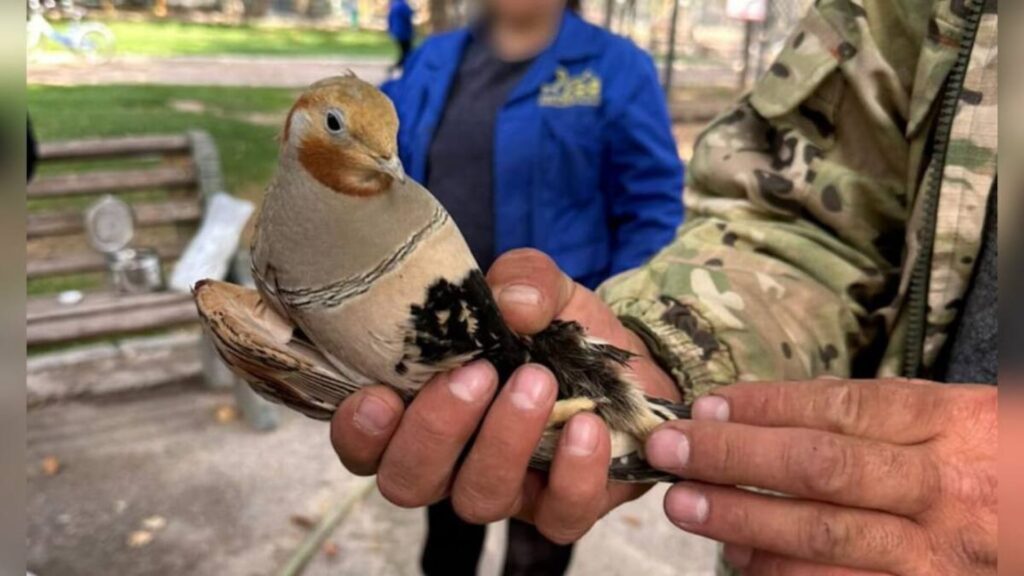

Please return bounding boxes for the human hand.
[645,379,997,575]
[329,248,680,543]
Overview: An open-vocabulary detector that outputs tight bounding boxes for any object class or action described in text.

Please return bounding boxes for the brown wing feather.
[193,280,362,420]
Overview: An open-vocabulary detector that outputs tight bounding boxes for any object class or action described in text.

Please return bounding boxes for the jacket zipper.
[902,0,986,378]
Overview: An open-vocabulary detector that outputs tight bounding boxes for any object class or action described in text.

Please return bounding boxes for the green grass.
[27,84,295,297]
[42,19,396,58]
[29,84,297,195]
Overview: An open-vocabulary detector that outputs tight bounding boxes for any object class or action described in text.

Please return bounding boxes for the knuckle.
[954,529,998,569]
[790,435,853,499]
[404,403,460,447]
[376,474,420,508]
[536,519,590,545]
[376,465,444,508]
[802,509,851,560]
[899,450,942,514]
[452,482,514,524]
[710,430,740,477]
[825,382,865,434]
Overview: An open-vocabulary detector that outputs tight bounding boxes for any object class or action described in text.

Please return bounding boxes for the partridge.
[194,75,689,482]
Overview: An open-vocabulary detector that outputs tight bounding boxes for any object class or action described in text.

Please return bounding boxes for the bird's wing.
[193,279,366,420]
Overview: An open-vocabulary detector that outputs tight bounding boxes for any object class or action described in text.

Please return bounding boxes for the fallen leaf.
[41,456,61,476]
[142,516,167,531]
[128,530,154,548]
[322,541,339,558]
[621,514,643,528]
[214,405,238,424]
[290,514,317,530]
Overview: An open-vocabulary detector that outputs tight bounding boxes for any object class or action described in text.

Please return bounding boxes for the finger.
[451,364,557,524]
[532,413,611,544]
[487,248,575,334]
[734,547,894,576]
[646,421,940,516]
[486,249,675,400]
[512,471,548,524]
[662,482,923,574]
[694,379,949,444]
[331,385,405,476]
[375,361,498,507]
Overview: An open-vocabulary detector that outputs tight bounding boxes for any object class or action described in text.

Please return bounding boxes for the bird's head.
[282,74,405,197]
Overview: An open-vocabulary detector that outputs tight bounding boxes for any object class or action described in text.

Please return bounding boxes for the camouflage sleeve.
[599,0,922,401]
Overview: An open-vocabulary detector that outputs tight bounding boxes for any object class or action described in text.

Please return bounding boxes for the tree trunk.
[429,0,451,32]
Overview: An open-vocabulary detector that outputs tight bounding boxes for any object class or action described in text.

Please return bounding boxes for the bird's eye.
[325,109,344,134]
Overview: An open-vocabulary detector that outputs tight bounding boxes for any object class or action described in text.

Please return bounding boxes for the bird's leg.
[546,397,597,428]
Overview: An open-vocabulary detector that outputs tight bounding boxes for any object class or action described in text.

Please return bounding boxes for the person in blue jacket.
[386,0,414,70]
[382,0,684,574]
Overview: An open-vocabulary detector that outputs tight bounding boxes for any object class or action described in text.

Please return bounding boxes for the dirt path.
[27,381,716,576]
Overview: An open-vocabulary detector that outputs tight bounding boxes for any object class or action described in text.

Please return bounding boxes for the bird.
[193,74,689,482]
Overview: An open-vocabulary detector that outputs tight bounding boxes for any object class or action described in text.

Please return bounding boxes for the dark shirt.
[426,36,532,271]
[939,191,998,384]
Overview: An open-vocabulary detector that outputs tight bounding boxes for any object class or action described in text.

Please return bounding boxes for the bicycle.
[26,0,116,62]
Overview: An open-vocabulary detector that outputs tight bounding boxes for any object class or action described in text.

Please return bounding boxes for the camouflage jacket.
[600,0,998,400]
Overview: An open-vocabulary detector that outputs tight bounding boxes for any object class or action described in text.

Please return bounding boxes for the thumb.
[486,249,575,335]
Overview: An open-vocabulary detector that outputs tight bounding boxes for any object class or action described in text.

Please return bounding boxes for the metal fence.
[590,0,813,91]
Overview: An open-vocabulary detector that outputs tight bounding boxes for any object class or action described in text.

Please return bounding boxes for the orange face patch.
[284,76,400,196]
[284,77,399,157]
[298,133,391,197]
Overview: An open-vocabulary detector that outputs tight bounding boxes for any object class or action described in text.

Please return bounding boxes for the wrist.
[610,297,737,404]
[624,327,682,403]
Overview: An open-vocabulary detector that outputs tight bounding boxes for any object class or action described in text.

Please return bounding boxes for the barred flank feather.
[193,280,362,420]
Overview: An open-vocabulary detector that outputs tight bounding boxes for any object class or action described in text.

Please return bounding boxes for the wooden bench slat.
[28,199,203,238]
[27,289,199,342]
[38,135,192,161]
[27,331,203,406]
[27,166,197,199]
[26,244,184,279]
[28,291,195,323]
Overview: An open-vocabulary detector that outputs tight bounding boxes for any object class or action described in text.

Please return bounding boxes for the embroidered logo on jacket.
[539,67,602,107]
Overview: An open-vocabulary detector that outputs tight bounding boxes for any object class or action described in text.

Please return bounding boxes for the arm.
[599,3,917,399]
[604,50,684,274]
[380,38,425,98]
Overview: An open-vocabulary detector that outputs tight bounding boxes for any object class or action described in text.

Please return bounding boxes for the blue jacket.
[387,0,414,43]
[383,12,684,288]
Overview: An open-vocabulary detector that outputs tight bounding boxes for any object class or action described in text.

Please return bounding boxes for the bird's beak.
[379,155,406,184]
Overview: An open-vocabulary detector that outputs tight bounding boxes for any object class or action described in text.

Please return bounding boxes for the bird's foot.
[546,397,597,429]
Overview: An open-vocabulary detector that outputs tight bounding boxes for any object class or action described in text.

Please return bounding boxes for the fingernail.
[563,415,599,456]
[509,365,553,410]
[447,361,494,403]
[498,284,541,308]
[646,429,690,470]
[693,395,730,422]
[723,544,753,568]
[665,483,709,526]
[353,394,395,436]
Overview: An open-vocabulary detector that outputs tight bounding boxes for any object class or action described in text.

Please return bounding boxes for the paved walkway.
[27,54,394,87]
[27,53,736,95]
[27,381,717,576]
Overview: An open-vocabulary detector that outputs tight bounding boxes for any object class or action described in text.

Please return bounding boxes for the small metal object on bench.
[107,248,164,294]
[84,195,166,294]
[26,132,278,431]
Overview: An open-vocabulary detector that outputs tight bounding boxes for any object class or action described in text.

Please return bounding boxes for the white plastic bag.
[169,192,255,292]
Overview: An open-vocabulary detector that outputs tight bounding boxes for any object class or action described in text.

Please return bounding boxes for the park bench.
[26,131,237,404]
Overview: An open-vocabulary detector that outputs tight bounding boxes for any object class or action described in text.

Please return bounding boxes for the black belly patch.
[402,270,527,381]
